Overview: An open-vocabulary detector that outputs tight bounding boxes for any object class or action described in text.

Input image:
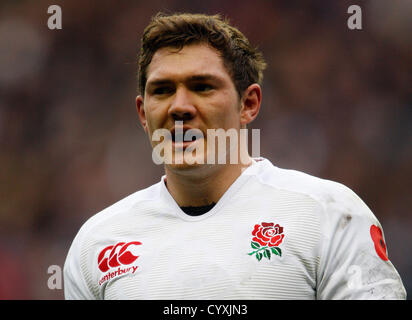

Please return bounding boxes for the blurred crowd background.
[0,0,411,299]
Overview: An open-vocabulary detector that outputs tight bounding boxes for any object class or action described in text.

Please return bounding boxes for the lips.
[170,125,202,147]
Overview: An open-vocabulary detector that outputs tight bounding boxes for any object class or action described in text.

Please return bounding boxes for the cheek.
[144,103,169,130]
[204,97,241,129]
[142,110,164,147]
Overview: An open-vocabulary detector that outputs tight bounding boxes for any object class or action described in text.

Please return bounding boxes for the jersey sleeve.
[63,232,96,300]
[316,184,406,300]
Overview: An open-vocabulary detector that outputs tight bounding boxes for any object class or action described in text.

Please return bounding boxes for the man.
[64,13,406,299]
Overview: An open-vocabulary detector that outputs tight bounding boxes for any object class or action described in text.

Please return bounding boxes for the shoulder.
[254,158,378,224]
[63,181,163,299]
[68,181,162,250]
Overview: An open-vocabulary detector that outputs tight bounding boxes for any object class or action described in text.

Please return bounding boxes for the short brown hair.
[137,12,267,97]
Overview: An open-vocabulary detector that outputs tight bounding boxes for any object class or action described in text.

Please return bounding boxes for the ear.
[136,95,148,133]
[240,84,262,126]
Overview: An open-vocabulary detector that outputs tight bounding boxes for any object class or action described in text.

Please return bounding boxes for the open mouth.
[172,133,197,143]
[171,127,201,145]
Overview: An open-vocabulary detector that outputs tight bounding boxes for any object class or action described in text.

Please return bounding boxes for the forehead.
[146,43,231,83]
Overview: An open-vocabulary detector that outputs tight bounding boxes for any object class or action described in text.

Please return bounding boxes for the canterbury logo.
[97,241,142,272]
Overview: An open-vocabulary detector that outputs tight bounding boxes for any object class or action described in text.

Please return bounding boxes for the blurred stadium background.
[0,0,410,299]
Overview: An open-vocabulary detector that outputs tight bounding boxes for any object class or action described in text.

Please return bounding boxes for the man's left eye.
[194,84,213,92]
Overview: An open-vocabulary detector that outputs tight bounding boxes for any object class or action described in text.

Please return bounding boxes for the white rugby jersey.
[63,158,406,299]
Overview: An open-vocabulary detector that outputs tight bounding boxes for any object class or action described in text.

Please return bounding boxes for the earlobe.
[240,84,262,125]
[136,95,147,132]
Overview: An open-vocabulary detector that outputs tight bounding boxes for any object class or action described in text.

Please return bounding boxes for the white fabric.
[64,158,406,299]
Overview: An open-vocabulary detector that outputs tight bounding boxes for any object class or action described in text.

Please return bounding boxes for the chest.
[95,199,321,299]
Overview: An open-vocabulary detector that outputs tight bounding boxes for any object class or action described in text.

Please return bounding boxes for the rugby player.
[64,13,406,299]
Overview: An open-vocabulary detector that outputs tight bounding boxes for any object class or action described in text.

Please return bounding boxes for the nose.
[168,87,197,121]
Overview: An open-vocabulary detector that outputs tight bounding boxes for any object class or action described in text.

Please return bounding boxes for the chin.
[165,150,220,175]
[165,161,208,178]
[169,151,205,167]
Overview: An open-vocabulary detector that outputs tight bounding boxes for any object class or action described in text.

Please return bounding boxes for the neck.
[164,157,253,207]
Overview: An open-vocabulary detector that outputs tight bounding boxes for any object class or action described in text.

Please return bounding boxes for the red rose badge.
[248,222,285,261]
[370,225,388,261]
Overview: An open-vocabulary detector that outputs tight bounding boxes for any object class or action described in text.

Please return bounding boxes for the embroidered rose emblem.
[248,222,285,261]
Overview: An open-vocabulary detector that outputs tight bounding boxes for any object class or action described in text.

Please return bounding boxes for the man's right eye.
[153,87,173,95]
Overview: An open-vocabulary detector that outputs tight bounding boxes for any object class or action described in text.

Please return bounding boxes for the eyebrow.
[146,74,224,88]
